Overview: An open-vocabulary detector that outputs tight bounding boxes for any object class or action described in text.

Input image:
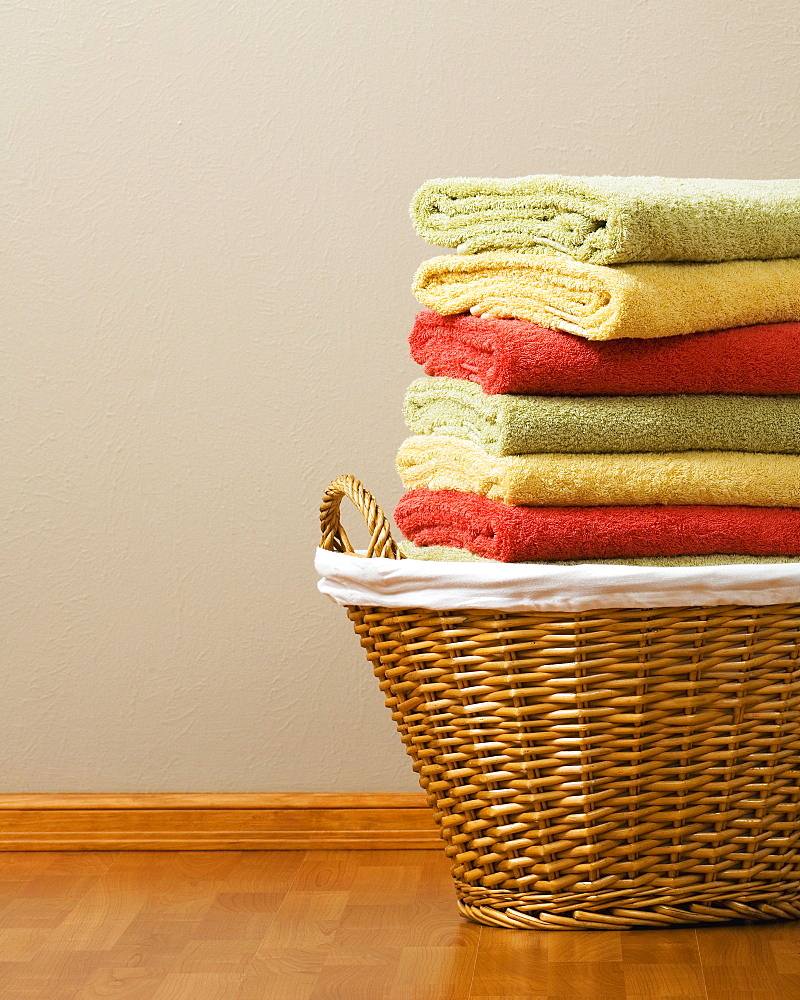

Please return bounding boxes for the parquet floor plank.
[0,850,797,999]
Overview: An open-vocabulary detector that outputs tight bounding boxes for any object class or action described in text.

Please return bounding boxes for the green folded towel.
[404,377,800,455]
[411,175,800,263]
[399,541,800,566]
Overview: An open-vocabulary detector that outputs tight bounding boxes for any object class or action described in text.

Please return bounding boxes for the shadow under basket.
[318,476,800,930]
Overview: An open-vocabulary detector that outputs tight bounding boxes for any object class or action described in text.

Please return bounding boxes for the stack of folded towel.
[395,175,800,565]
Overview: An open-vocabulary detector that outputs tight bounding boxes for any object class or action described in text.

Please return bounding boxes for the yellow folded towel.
[412,252,800,341]
[399,541,800,566]
[397,434,800,506]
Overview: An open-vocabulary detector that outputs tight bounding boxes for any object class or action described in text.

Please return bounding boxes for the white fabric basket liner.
[316,547,800,613]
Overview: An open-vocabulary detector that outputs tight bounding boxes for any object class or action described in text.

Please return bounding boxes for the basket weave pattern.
[323,477,800,929]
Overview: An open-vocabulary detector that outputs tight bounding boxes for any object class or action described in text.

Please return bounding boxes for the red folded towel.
[395,489,800,561]
[409,310,800,395]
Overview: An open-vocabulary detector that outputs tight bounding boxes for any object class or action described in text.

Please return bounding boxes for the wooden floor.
[0,851,798,999]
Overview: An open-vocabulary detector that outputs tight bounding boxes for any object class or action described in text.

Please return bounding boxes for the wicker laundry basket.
[319,475,800,929]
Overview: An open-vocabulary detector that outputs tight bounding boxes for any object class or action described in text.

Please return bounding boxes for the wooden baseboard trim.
[0,793,441,851]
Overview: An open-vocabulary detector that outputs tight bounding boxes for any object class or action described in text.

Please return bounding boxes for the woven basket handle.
[319,476,403,559]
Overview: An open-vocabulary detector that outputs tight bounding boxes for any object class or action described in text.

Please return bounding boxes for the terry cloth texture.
[317,546,800,612]
[398,541,800,567]
[409,311,800,396]
[395,489,800,561]
[396,434,800,507]
[412,252,800,341]
[404,377,800,455]
[410,175,800,263]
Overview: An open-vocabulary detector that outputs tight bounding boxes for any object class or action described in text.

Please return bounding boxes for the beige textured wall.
[5,1,800,791]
